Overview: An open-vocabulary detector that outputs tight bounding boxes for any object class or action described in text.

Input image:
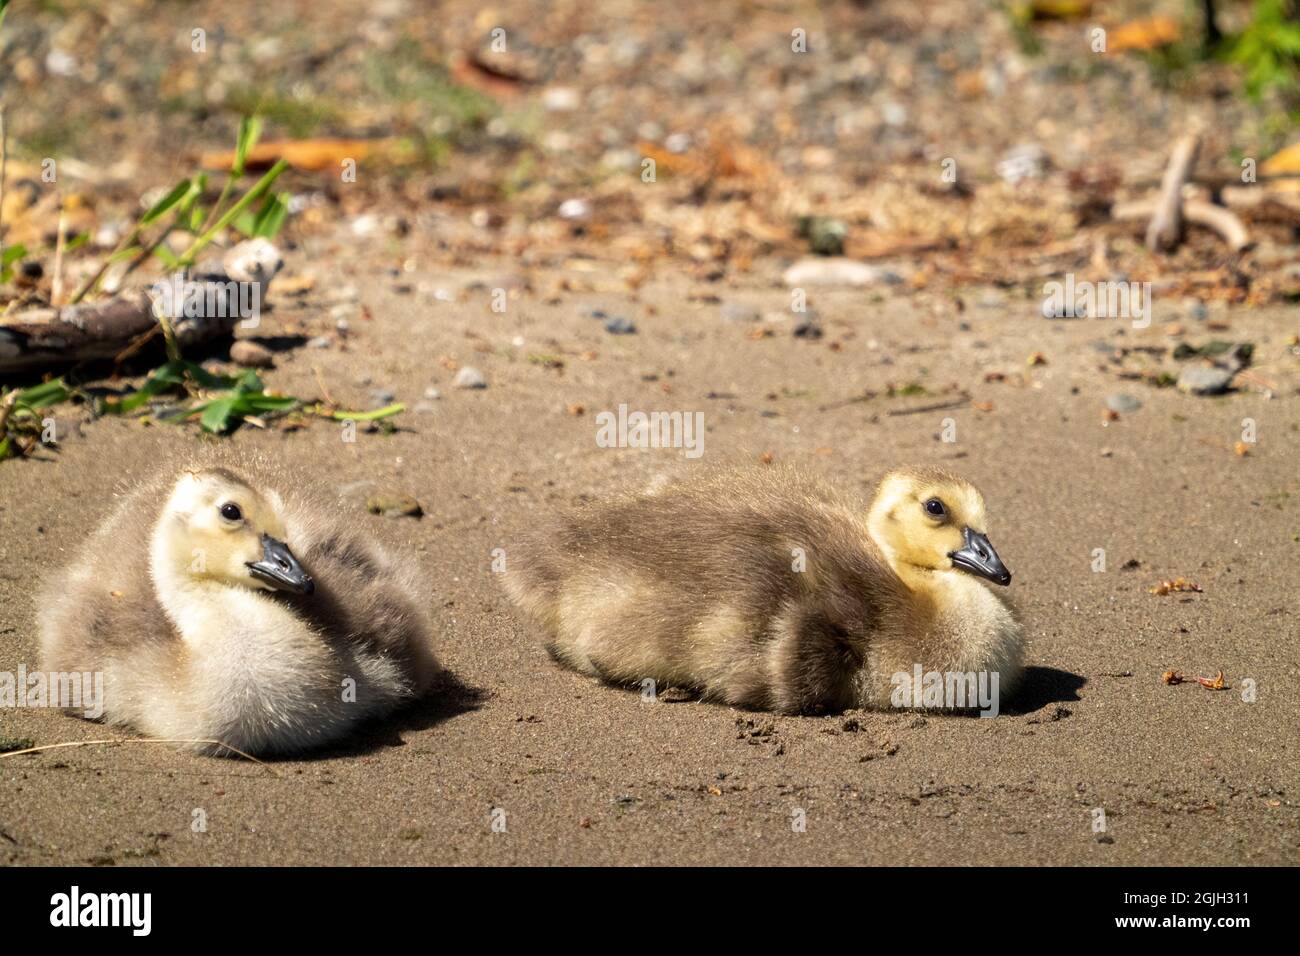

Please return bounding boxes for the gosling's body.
[39,455,439,755]
[505,467,1022,713]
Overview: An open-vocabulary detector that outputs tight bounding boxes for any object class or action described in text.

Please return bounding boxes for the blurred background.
[1,0,1298,305]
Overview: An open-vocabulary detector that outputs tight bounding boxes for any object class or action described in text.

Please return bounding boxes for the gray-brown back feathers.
[504,467,919,713]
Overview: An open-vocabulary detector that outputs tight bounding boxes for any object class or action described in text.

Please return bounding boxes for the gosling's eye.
[924,498,947,518]
[219,502,243,522]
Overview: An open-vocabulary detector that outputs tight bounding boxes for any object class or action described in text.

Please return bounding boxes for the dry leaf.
[1149,577,1203,595]
[1195,670,1226,690]
[448,51,531,99]
[274,273,317,296]
[1108,16,1180,52]
[200,138,401,172]
[1163,668,1226,690]
[1261,141,1300,176]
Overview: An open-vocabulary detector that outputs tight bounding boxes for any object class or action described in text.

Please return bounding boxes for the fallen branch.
[1113,197,1250,252]
[1146,133,1201,251]
[886,396,971,417]
[0,277,256,375]
[1220,186,1300,220]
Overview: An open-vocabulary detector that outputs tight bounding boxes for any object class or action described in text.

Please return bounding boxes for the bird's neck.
[148,531,289,649]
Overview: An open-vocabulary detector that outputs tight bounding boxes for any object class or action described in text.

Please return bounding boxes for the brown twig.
[886,396,971,417]
[312,365,337,409]
[0,737,281,775]
[1114,197,1250,252]
[119,226,173,283]
[51,201,68,306]
[112,324,162,365]
[1232,369,1277,393]
[1146,133,1202,252]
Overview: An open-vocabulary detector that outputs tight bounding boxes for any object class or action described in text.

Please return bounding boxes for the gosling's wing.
[37,480,175,673]
[284,502,440,694]
[508,466,863,606]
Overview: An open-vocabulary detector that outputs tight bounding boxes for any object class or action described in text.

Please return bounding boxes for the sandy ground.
[0,251,1296,866]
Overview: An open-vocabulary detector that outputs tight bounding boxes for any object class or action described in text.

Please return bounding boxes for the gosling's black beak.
[246,534,314,595]
[949,527,1011,586]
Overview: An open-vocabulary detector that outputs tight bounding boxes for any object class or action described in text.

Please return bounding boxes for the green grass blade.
[178,159,288,267]
[234,116,263,176]
[328,403,405,421]
[141,180,192,226]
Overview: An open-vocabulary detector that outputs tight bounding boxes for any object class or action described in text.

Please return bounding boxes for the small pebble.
[306,336,331,349]
[1106,394,1142,413]
[558,198,591,220]
[454,366,488,389]
[604,316,637,335]
[229,340,274,369]
[720,301,760,323]
[1177,365,1234,396]
[783,258,901,287]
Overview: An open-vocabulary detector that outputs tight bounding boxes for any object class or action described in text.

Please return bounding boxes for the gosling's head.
[154,468,314,595]
[867,467,1011,586]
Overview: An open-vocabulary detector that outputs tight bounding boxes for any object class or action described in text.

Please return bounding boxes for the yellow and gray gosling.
[38,455,440,755]
[504,466,1022,714]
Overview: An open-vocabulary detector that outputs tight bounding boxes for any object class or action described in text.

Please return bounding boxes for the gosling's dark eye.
[924,498,947,518]
[220,502,243,522]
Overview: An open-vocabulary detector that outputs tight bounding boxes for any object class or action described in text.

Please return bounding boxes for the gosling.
[504,466,1022,714]
[38,456,440,755]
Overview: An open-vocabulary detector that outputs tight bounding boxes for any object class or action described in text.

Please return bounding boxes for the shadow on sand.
[1003,665,1087,715]
[293,670,488,761]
